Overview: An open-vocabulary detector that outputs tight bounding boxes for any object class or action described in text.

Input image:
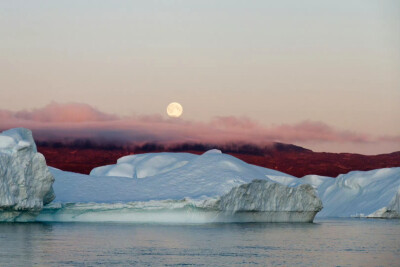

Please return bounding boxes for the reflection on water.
[0,219,399,266]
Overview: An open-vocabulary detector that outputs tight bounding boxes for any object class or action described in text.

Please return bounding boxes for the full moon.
[167,102,183,118]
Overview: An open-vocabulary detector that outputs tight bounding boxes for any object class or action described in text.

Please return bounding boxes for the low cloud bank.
[1,102,399,154]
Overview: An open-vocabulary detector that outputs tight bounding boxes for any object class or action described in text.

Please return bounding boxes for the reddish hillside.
[37,142,400,178]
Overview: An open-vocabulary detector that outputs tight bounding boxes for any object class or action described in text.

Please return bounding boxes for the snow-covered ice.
[0,128,55,222]
[54,150,295,203]
[89,150,400,219]
[269,168,400,218]
[2,127,398,223]
[38,177,322,223]
[46,151,400,221]
[315,168,400,218]
[90,152,197,179]
[39,150,322,223]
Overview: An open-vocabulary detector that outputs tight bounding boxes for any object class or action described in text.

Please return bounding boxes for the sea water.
[0,218,398,266]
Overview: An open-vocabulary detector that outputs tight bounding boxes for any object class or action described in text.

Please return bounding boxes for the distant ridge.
[37,140,400,178]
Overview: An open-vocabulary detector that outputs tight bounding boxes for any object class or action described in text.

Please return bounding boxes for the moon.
[167,102,183,118]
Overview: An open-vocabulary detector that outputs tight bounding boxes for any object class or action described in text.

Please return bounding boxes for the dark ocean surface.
[0,218,399,266]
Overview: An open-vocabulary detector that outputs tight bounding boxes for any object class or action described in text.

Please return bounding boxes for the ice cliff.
[219,180,322,213]
[0,128,55,222]
[38,178,322,223]
[217,180,322,222]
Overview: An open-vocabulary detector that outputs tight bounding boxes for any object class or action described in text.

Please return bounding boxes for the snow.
[43,151,324,222]
[0,128,55,222]
[2,127,398,223]
[91,152,197,178]
[46,148,400,221]
[51,152,297,203]
[307,168,400,218]
[272,168,400,218]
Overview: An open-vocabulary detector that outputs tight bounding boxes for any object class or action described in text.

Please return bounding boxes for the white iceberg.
[44,150,400,222]
[3,127,397,223]
[90,150,400,219]
[0,128,55,222]
[53,150,296,203]
[38,150,322,223]
[316,168,400,218]
[268,168,400,218]
[216,180,322,222]
[90,152,197,179]
[38,177,322,223]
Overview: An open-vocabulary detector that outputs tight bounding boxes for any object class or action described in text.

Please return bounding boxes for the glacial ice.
[269,168,400,218]
[46,152,400,221]
[40,150,323,223]
[89,150,400,219]
[217,180,322,222]
[53,151,295,203]
[0,128,55,222]
[2,127,397,223]
[219,180,322,213]
[315,168,400,218]
[37,179,322,223]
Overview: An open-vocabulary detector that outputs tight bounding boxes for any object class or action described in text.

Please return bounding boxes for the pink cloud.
[266,121,370,143]
[210,116,259,130]
[377,135,400,143]
[0,102,399,154]
[11,102,118,123]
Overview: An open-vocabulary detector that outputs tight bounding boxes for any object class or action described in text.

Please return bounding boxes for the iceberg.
[51,150,296,203]
[38,150,323,223]
[45,153,400,221]
[38,178,322,223]
[217,180,322,222]
[315,168,400,218]
[268,168,400,218]
[0,128,55,222]
[89,150,400,219]
[3,127,397,223]
[90,152,197,178]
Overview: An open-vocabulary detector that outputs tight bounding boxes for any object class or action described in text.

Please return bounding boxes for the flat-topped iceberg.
[86,150,400,219]
[45,150,400,222]
[0,128,55,222]
[39,150,323,223]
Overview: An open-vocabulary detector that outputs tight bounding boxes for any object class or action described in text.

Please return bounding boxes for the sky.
[0,1,399,154]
